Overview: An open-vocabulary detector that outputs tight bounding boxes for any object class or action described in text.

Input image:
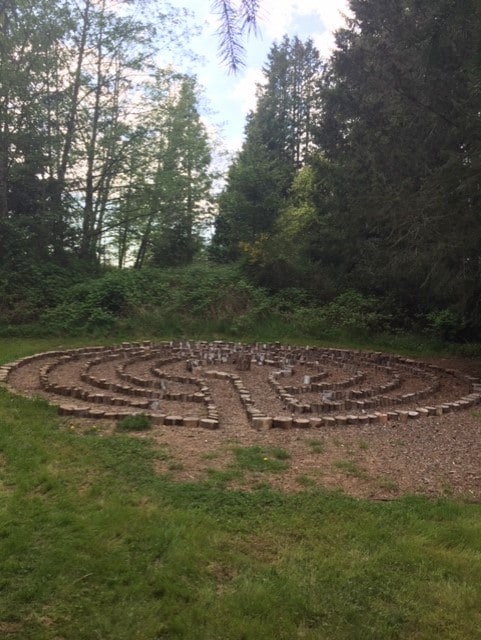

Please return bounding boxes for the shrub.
[426,309,464,341]
[284,290,388,339]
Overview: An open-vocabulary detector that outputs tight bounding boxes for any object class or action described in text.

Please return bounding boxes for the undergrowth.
[0,263,479,359]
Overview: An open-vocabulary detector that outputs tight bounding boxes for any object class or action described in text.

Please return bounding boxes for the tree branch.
[211,0,261,72]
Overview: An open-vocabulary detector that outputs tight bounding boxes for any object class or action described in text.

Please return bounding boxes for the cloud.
[303,0,351,28]
[259,0,350,41]
[168,0,352,155]
[258,0,295,40]
[231,66,265,115]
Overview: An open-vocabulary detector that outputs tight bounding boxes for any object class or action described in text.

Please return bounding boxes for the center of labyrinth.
[2,341,480,430]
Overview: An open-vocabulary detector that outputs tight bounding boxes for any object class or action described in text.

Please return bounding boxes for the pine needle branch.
[211,0,261,73]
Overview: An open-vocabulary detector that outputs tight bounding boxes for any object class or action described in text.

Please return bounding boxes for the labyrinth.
[2,341,480,430]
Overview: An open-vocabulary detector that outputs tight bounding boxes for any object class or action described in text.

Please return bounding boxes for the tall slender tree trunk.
[0,125,8,219]
[94,60,123,260]
[80,0,104,263]
[52,0,91,257]
[0,2,10,218]
[134,215,153,269]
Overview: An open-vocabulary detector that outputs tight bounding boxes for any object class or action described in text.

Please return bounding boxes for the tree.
[210,36,322,268]
[0,0,71,254]
[315,0,481,330]
[0,0,202,273]
[72,0,156,263]
[103,73,213,269]
[149,77,213,267]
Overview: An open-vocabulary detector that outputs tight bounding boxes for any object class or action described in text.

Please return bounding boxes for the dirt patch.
[0,621,24,636]
[4,342,481,501]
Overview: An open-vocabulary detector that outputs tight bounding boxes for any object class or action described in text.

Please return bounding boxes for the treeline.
[212,0,481,340]
[1,0,481,342]
[0,0,213,275]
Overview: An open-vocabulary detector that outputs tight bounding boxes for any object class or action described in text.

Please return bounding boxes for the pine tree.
[149,77,214,267]
[211,36,322,264]
[316,0,481,330]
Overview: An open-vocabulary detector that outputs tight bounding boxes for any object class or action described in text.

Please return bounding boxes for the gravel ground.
[5,346,481,500]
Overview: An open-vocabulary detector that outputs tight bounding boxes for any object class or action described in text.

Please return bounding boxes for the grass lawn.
[1,339,481,639]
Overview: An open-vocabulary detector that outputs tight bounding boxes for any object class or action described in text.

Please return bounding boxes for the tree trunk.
[0,127,8,218]
[52,0,91,257]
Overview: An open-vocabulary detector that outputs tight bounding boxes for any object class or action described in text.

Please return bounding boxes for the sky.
[166,0,350,156]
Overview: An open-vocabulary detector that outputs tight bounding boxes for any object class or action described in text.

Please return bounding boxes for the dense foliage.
[210,36,321,266]
[316,0,481,337]
[0,0,214,272]
[212,2,481,339]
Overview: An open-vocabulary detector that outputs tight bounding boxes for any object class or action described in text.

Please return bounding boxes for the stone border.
[1,341,480,430]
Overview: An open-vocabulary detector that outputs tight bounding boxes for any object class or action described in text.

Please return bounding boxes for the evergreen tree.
[0,0,71,258]
[109,73,213,269]
[316,0,481,330]
[149,77,214,267]
[211,36,322,265]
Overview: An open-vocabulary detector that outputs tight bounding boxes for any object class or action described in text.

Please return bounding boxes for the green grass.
[116,414,152,432]
[376,477,400,493]
[203,447,291,489]
[307,438,325,454]
[232,446,291,473]
[2,339,481,639]
[334,459,369,479]
[296,474,317,488]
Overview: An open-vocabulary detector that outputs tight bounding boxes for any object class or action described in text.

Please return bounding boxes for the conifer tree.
[211,36,322,264]
[149,77,214,267]
[316,0,481,329]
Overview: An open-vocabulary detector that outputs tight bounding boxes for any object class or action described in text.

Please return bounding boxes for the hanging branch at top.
[238,0,261,33]
[211,0,261,72]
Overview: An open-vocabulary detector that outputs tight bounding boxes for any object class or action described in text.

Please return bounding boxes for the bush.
[0,262,83,324]
[39,269,147,334]
[319,290,386,333]
[4,263,401,341]
[41,300,117,335]
[426,309,464,341]
[284,290,388,339]
[39,263,271,336]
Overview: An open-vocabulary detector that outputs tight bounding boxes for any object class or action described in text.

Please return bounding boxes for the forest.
[1,0,481,343]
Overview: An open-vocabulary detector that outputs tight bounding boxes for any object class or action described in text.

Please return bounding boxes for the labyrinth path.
[2,341,480,431]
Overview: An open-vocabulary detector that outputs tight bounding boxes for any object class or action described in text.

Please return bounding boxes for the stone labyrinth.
[2,341,481,430]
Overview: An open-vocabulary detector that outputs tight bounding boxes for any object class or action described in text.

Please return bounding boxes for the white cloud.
[258,0,294,39]
[231,66,265,115]
[308,0,351,57]
[310,30,336,59]
[258,0,350,35]
[305,0,351,29]
[231,0,350,112]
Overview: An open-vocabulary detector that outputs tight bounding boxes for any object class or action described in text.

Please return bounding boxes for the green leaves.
[315,0,481,334]
[211,37,322,270]
[0,0,206,272]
